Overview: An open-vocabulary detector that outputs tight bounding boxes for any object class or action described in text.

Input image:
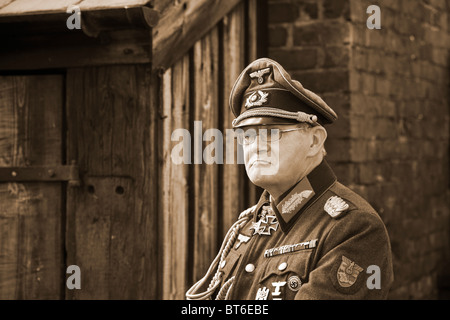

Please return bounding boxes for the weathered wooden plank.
[191,26,220,282]
[152,0,243,71]
[111,174,136,298]
[0,0,74,15]
[0,74,63,299]
[0,29,152,71]
[0,0,151,16]
[0,6,158,32]
[247,0,258,63]
[65,64,159,299]
[0,0,13,10]
[245,0,265,206]
[220,2,247,236]
[0,2,157,71]
[78,0,151,11]
[67,176,135,299]
[160,55,190,300]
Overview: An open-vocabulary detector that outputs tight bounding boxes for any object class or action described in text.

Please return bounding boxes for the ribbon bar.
[264,239,318,258]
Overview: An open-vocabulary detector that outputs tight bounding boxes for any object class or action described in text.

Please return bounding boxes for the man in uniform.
[186,58,394,300]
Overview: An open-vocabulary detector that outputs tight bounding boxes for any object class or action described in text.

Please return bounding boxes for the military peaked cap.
[230,58,338,128]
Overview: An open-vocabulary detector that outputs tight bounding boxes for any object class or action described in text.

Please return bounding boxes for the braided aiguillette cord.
[215,276,235,300]
[185,206,256,300]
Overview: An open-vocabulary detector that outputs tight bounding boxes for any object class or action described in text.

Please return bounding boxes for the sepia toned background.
[0,0,448,300]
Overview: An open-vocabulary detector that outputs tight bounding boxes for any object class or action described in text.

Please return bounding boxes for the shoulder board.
[324,196,349,218]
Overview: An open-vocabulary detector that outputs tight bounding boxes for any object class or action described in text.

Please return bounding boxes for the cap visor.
[233,116,298,128]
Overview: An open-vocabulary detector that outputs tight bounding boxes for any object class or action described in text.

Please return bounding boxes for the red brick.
[326,115,350,139]
[291,69,349,93]
[331,163,357,185]
[323,46,350,68]
[268,48,317,70]
[268,26,288,47]
[348,0,368,23]
[365,28,387,49]
[268,2,299,24]
[293,21,350,46]
[382,0,402,10]
[299,1,319,20]
[267,0,450,300]
[361,73,375,95]
[401,0,425,20]
[352,48,368,71]
[367,52,382,74]
[324,138,351,162]
[323,0,350,19]
[320,92,351,115]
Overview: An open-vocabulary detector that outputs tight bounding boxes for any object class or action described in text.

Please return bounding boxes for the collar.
[253,190,271,221]
[266,159,337,233]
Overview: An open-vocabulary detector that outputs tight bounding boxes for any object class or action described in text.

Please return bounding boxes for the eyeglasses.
[235,127,308,145]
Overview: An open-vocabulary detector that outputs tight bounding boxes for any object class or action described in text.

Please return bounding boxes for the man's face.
[240,124,313,190]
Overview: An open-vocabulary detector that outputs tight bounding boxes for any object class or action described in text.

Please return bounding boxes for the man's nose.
[247,135,270,155]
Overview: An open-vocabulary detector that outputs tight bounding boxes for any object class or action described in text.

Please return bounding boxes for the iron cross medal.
[250,205,279,236]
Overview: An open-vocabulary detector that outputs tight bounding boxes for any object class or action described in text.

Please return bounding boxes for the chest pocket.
[258,250,313,300]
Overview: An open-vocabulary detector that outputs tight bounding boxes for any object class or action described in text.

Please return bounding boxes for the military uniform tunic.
[185,58,394,300]
[215,160,394,300]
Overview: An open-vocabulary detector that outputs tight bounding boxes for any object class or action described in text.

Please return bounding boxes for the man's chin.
[246,164,279,185]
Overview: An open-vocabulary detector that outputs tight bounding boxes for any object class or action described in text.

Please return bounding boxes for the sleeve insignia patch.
[337,256,364,288]
[324,196,349,218]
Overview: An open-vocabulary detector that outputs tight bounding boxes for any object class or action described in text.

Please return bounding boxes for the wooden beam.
[0,5,158,70]
[0,6,159,32]
[0,28,152,71]
[152,0,243,71]
[0,0,153,16]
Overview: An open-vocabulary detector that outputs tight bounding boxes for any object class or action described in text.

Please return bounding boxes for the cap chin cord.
[232,107,318,128]
[185,205,256,300]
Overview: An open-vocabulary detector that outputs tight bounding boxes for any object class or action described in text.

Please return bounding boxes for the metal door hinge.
[0,162,80,187]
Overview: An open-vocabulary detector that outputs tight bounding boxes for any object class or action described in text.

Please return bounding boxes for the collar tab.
[270,160,337,233]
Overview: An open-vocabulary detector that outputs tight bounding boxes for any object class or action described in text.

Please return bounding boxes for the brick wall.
[267,0,450,299]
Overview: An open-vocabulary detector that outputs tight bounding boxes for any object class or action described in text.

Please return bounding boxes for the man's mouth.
[249,159,272,168]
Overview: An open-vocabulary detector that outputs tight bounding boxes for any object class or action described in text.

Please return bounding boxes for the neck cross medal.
[250,205,279,236]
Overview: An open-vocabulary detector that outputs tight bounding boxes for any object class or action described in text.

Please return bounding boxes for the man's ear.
[307,126,327,157]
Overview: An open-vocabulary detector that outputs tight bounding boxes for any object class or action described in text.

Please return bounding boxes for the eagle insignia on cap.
[324,196,349,218]
[249,67,271,84]
[245,90,269,108]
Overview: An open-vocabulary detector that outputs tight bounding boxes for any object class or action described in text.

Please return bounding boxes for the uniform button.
[245,263,255,273]
[220,260,226,269]
[278,262,287,271]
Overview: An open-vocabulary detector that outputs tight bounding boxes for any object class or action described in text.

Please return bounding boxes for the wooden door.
[0,73,64,299]
[65,65,159,299]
